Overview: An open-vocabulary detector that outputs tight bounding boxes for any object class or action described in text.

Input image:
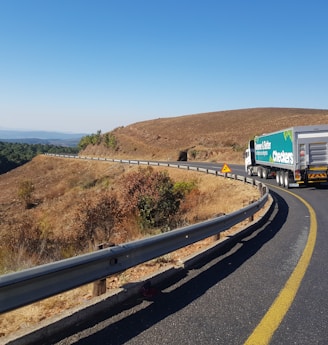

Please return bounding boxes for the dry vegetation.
[0,155,259,338]
[0,155,259,273]
[1,107,328,338]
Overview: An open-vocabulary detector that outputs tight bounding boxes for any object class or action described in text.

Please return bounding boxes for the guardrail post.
[248,200,255,222]
[214,213,226,240]
[92,244,107,296]
[257,183,266,197]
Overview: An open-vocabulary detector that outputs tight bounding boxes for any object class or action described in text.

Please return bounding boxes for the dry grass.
[0,285,93,338]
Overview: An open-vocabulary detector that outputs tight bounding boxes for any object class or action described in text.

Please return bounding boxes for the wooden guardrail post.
[92,243,107,297]
[257,183,267,197]
[248,200,255,222]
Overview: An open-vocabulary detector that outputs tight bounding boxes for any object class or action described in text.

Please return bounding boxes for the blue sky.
[1,0,327,133]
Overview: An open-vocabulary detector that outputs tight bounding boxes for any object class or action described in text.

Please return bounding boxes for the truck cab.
[244,140,255,175]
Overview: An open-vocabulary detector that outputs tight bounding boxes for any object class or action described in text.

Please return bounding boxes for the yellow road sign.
[221,163,232,173]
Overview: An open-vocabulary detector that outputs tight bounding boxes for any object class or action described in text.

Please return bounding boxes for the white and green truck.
[244,125,328,188]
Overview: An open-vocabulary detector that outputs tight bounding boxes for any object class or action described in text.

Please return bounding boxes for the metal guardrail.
[0,155,268,313]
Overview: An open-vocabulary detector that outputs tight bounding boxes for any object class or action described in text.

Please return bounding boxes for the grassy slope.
[82,107,328,162]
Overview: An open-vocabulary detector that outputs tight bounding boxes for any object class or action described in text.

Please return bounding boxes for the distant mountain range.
[0,129,87,147]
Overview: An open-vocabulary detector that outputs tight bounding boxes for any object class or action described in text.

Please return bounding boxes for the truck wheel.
[257,167,262,178]
[247,167,253,176]
[276,171,281,185]
[279,171,285,186]
[262,168,268,179]
[284,171,290,188]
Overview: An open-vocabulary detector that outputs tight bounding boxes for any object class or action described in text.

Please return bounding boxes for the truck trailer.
[244,125,328,188]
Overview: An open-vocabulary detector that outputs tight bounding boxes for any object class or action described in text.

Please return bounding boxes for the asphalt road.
[51,162,327,345]
[269,183,328,345]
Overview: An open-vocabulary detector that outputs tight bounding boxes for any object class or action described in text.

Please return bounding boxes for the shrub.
[72,192,122,249]
[17,180,35,208]
[190,150,197,159]
[120,167,183,231]
[3,214,54,269]
[173,180,197,196]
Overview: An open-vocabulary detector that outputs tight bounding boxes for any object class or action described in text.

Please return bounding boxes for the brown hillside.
[82,107,328,163]
[0,155,260,272]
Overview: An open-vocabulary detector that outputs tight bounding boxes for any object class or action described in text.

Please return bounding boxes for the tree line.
[78,130,118,150]
[1,130,117,174]
[0,142,79,174]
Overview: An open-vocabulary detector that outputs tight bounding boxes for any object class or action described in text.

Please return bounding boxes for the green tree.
[103,132,118,149]
[78,130,102,149]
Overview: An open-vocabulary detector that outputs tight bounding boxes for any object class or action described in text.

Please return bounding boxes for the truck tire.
[284,171,290,188]
[279,171,285,186]
[247,167,253,176]
[262,168,268,179]
[257,167,262,178]
[276,171,281,185]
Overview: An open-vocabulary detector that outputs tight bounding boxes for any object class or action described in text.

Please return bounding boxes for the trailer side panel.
[254,129,294,169]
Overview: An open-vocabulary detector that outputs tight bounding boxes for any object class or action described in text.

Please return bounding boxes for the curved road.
[53,162,327,345]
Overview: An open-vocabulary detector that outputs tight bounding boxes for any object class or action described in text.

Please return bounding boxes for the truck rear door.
[298,132,328,181]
